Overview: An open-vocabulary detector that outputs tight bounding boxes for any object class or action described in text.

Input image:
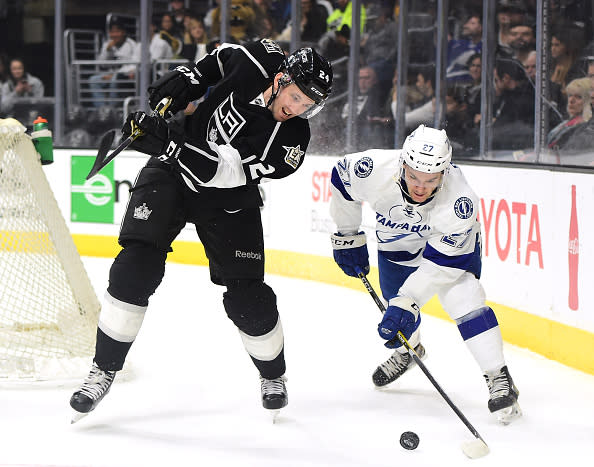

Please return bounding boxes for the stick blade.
[87,129,116,180]
[461,438,490,459]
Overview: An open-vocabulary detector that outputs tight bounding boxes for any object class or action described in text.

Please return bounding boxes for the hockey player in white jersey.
[329,124,521,423]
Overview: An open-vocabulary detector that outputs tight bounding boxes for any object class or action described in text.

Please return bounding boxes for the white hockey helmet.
[401,124,452,173]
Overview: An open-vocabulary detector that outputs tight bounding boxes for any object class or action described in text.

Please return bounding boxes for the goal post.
[0,118,100,381]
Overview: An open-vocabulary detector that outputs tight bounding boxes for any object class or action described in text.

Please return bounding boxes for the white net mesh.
[0,118,100,381]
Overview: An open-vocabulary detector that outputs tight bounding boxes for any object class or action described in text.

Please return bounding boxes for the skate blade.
[495,402,522,425]
[71,410,89,424]
[461,438,490,459]
[268,409,281,424]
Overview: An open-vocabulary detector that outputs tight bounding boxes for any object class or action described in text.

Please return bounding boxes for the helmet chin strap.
[266,74,290,108]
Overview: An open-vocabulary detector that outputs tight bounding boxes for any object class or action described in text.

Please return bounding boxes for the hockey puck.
[400,431,420,450]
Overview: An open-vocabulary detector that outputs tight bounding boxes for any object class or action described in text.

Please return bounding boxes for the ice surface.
[1,257,593,467]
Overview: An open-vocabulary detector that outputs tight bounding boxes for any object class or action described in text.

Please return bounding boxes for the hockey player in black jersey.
[70,39,333,422]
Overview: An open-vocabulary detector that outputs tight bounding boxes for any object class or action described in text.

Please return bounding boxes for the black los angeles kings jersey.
[172,39,311,207]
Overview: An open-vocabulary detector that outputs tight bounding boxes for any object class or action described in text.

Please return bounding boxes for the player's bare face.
[403,165,442,203]
[272,84,315,121]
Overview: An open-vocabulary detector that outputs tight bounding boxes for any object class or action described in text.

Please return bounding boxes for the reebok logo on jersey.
[235,250,262,260]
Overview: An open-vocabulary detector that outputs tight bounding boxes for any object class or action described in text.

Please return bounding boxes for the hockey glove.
[148,64,203,115]
[330,232,369,277]
[122,111,184,164]
[378,296,421,349]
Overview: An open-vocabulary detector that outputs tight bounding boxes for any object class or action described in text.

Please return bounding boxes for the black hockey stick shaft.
[86,97,172,180]
[357,271,488,446]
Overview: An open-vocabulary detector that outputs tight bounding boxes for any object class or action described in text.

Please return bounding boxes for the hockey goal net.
[0,118,100,381]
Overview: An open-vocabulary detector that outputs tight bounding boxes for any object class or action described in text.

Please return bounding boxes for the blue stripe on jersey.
[456,307,499,341]
[331,167,353,201]
[380,248,423,263]
[377,253,417,301]
[422,235,482,278]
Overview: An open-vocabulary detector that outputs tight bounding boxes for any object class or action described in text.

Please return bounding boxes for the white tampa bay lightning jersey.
[329,149,482,305]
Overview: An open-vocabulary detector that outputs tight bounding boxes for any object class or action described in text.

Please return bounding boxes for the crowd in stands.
[0,0,592,163]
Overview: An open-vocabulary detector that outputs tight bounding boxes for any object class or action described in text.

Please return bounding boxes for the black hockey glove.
[148,64,203,115]
[122,111,184,164]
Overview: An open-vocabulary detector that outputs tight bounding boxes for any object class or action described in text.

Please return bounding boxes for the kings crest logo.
[354,156,373,178]
[283,145,304,169]
[454,197,473,219]
[133,203,152,220]
[208,94,246,143]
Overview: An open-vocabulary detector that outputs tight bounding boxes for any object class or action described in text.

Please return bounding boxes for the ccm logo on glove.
[378,295,421,348]
[175,65,201,85]
[158,140,181,163]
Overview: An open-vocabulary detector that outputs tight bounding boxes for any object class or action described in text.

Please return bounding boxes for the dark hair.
[495,58,526,82]
[446,84,467,104]
[466,52,481,67]
[465,13,482,24]
[417,65,435,83]
[109,16,127,31]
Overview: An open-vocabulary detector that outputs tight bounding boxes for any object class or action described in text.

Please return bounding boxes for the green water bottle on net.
[31,116,54,165]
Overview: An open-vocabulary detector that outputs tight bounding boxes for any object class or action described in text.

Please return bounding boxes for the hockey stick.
[86,97,172,180]
[357,270,490,459]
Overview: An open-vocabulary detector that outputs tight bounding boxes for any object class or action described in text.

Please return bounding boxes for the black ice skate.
[372,343,426,387]
[260,375,287,422]
[484,365,522,425]
[70,362,116,423]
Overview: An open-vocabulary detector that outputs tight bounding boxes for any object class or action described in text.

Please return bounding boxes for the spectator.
[276,0,328,44]
[444,84,472,153]
[550,23,585,92]
[169,0,187,31]
[327,0,366,34]
[252,0,278,39]
[496,0,528,57]
[547,77,591,149]
[491,58,534,148]
[404,65,435,131]
[0,57,44,115]
[317,23,350,61]
[446,13,482,83]
[464,53,482,124]
[561,58,594,154]
[181,17,209,62]
[508,21,535,64]
[181,11,200,45]
[254,14,277,40]
[361,1,398,85]
[521,49,564,121]
[267,0,292,34]
[388,67,426,121]
[148,15,176,62]
[89,16,138,108]
[341,65,393,149]
[160,12,184,55]
[521,49,536,81]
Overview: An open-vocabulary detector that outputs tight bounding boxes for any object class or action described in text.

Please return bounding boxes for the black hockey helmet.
[281,47,333,118]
